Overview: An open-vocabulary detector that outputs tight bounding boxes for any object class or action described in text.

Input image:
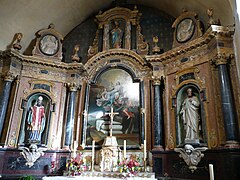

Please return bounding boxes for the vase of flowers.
[64,153,89,176]
[118,156,141,177]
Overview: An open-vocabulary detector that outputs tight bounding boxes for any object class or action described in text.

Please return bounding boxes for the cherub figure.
[174,144,207,172]
[19,144,46,167]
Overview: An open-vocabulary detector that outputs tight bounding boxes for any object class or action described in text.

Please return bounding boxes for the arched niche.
[18,92,54,146]
[175,83,207,146]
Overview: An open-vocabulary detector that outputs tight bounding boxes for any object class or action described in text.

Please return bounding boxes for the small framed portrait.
[39,34,59,55]
[176,18,195,43]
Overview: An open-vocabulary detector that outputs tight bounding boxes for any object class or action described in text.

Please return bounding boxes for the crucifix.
[106,106,119,137]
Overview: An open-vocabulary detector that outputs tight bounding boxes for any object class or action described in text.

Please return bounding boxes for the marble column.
[215,54,239,147]
[64,83,78,148]
[153,78,164,150]
[0,73,15,138]
[140,80,145,144]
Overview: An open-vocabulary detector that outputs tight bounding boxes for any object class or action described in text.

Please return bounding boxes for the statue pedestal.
[184,139,200,145]
[100,136,121,172]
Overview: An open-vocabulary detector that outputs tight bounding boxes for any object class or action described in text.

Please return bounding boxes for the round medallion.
[176,18,195,43]
[39,34,59,55]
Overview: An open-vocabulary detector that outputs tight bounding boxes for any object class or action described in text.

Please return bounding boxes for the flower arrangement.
[64,153,90,176]
[118,155,142,177]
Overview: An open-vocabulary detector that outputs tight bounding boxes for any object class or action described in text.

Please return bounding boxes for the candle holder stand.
[143,158,147,172]
[91,160,94,172]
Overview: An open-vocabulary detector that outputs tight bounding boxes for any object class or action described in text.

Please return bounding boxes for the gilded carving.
[3,72,16,81]
[136,23,149,55]
[213,53,233,66]
[71,44,81,63]
[209,129,217,148]
[66,82,79,92]
[8,131,16,148]
[166,133,174,150]
[12,33,23,51]
[88,30,99,57]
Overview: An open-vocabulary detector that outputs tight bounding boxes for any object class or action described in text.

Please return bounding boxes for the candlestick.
[209,164,214,180]
[91,140,95,171]
[143,139,147,160]
[72,140,78,158]
[123,140,126,159]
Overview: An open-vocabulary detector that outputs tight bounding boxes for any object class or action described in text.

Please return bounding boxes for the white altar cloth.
[42,172,157,180]
[43,177,157,180]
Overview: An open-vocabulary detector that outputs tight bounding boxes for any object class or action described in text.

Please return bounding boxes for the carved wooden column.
[64,83,78,148]
[0,72,15,138]
[152,77,164,150]
[215,53,239,147]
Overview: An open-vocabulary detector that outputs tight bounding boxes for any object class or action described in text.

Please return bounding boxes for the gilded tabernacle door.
[84,68,142,148]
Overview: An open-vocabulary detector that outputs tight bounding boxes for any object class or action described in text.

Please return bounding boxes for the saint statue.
[27,96,46,143]
[110,21,123,48]
[180,88,200,142]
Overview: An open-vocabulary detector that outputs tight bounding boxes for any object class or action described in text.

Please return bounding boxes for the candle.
[144,140,147,160]
[92,140,95,161]
[123,140,126,159]
[209,164,214,180]
[73,140,78,158]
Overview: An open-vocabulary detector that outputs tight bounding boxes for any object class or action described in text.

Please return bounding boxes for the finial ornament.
[71,44,81,63]
[12,33,23,50]
[207,8,221,27]
[152,36,160,54]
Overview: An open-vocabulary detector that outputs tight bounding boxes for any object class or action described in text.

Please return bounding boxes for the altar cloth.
[42,172,157,180]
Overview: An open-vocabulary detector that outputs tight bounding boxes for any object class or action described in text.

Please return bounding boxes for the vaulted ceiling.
[0,0,236,52]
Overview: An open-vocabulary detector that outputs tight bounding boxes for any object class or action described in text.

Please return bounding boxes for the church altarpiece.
[0,5,239,180]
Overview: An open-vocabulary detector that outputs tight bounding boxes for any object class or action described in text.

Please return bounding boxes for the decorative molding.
[145,25,234,64]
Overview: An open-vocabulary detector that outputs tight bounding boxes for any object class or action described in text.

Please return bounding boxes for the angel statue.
[174,144,207,172]
[19,144,46,167]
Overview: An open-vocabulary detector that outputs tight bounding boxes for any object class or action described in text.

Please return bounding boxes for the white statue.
[19,144,46,167]
[180,88,200,142]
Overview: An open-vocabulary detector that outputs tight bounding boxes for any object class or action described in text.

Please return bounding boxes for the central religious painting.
[86,68,140,147]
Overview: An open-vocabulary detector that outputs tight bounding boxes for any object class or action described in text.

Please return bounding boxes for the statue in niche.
[110,21,123,48]
[180,88,200,143]
[27,96,46,143]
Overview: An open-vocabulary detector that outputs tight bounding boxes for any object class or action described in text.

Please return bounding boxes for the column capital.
[213,53,234,66]
[2,72,16,82]
[152,76,161,85]
[66,82,79,92]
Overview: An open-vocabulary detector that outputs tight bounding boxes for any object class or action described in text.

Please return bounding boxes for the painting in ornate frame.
[83,68,142,148]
